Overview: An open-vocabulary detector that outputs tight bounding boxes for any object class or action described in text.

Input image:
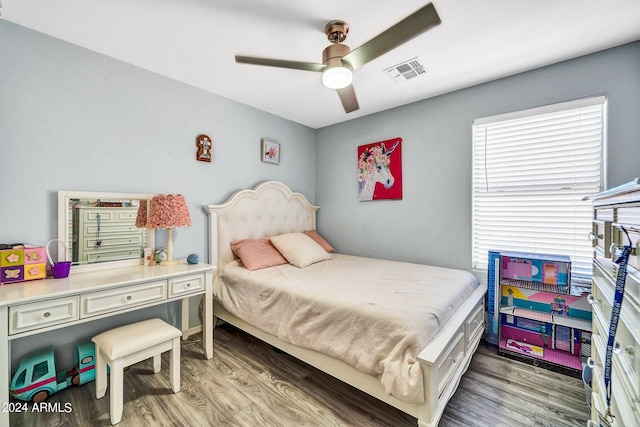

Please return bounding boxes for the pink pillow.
[303,230,335,253]
[230,239,287,271]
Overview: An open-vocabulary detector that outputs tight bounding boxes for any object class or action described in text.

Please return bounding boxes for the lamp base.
[159,260,180,266]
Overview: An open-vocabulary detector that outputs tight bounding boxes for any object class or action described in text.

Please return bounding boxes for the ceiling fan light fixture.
[322,58,352,89]
[235,4,441,114]
[322,66,352,89]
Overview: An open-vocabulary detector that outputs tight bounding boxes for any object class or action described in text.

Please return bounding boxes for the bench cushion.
[92,318,182,359]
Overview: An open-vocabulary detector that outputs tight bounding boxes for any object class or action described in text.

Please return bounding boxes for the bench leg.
[95,347,107,399]
[110,359,124,425]
[153,354,161,374]
[170,337,180,393]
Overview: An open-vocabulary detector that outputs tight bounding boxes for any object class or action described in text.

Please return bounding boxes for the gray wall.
[2,18,639,367]
[315,41,640,275]
[0,20,316,367]
[0,20,316,250]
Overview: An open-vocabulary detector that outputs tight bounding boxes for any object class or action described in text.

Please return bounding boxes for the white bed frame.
[204,181,487,427]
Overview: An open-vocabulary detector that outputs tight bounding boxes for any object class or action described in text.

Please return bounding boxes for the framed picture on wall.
[357,137,402,201]
[261,138,280,164]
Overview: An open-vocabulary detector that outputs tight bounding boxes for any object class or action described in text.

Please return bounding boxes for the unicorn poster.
[357,137,402,201]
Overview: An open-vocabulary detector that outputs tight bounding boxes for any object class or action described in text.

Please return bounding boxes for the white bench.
[92,318,182,425]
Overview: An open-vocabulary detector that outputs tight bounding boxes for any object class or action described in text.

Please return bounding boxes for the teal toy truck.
[9,342,97,402]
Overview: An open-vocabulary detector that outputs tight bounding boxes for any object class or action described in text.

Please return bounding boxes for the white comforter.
[213,253,478,403]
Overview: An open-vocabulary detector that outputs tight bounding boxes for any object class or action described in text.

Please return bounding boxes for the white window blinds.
[472,96,605,283]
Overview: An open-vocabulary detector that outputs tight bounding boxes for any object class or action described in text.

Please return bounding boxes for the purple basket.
[51,261,71,279]
[46,239,71,279]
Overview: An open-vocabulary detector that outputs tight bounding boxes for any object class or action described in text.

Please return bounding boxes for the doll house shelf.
[497,251,592,377]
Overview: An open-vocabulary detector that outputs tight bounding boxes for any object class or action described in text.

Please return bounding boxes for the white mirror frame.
[57,190,155,273]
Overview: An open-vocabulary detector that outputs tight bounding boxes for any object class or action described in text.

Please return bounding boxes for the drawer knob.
[613,341,633,356]
[42,312,51,319]
[125,295,132,302]
[451,356,458,364]
[588,232,603,241]
[610,243,620,256]
[186,282,192,288]
[587,294,601,305]
[609,243,636,257]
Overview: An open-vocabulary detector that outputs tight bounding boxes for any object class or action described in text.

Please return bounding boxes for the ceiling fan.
[235,3,441,114]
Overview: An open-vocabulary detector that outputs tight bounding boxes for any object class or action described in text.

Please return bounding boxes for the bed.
[205,181,487,427]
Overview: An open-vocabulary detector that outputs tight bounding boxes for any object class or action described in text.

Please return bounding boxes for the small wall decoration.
[261,138,280,164]
[357,137,402,201]
[196,134,212,162]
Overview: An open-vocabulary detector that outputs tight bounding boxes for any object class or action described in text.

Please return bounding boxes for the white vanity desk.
[0,261,215,426]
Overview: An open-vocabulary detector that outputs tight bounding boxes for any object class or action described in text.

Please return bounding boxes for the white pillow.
[270,232,330,268]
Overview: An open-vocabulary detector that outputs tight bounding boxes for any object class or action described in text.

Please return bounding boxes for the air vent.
[384,57,427,83]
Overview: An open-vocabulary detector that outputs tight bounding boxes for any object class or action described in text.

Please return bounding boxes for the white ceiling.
[3,0,640,129]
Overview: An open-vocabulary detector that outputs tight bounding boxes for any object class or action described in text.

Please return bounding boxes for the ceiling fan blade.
[235,55,325,72]
[337,85,359,113]
[343,3,441,70]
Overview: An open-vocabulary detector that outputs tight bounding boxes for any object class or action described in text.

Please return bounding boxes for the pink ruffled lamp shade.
[135,200,148,228]
[146,194,192,265]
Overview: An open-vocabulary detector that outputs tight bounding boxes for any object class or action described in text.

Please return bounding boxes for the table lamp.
[146,194,192,265]
[135,199,148,228]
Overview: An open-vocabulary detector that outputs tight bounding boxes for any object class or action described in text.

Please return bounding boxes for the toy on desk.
[155,249,168,263]
[187,253,200,265]
[0,244,47,284]
[9,342,97,402]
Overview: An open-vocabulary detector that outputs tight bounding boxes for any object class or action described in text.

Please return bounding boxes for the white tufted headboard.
[203,181,319,269]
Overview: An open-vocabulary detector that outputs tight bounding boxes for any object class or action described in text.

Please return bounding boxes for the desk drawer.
[168,274,204,298]
[9,296,79,335]
[81,280,166,318]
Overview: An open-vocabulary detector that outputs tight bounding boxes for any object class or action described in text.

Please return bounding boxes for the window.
[13,369,27,388]
[472,96,605,284]
[32,360,50,383]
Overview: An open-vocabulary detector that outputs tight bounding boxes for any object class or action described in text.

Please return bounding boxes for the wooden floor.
[11,323,590,427]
